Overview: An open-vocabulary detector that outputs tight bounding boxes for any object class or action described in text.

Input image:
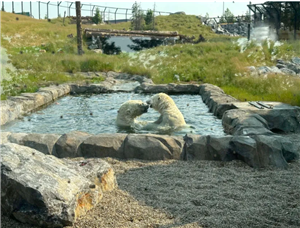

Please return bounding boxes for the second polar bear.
[146,93,186,129]
[116,100,149,128]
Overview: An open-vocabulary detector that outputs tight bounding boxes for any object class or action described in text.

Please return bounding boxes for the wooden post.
[76,1,83,55]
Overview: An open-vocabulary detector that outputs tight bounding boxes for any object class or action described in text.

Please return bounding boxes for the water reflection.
[128,37,165,51]
[90,35,178,54]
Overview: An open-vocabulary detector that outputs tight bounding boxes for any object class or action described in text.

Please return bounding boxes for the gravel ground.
[2,158,300,228]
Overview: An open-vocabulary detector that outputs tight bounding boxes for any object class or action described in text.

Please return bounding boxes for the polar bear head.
[116,100,149,127]
[146,93,177,113]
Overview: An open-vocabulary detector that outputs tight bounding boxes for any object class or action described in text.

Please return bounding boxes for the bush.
[92,8,102,24]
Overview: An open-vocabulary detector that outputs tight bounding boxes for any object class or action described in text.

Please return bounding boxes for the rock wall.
[204,20,252,37]
[1,79,299,170]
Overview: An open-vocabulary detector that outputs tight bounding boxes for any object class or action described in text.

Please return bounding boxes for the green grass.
[1,11,300,106]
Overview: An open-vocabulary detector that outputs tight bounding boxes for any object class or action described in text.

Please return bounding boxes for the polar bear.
[146,93,186,130]
[116,100,149,128]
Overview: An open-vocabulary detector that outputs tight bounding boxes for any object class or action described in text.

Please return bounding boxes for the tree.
[131,2,145,30]
[144,9,153,27]
[76,1,83,55]
[224,8,235,23]
[219,16,226,23]
[92,7,102,24]
[244,11,251,22]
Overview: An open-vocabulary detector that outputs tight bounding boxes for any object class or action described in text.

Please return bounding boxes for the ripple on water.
[1,93,225,136]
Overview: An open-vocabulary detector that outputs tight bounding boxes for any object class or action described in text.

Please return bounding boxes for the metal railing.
[1,1,173,23]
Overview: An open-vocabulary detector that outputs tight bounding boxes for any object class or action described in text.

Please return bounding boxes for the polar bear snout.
[146,100,152,108]
[141,103,149,113]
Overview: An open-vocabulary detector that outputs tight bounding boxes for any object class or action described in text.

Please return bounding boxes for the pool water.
[1,93,225,136]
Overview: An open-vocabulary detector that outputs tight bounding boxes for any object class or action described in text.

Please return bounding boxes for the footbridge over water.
[84,29,180,39]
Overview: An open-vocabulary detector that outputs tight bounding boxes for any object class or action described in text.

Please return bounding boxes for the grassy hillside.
[1,11,300,106]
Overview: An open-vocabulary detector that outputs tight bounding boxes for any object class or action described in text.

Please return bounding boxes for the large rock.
[222,109,273,135]
[22,133,60,155]
[0,132,11,143]
[182,135,209,160]
[79,134,127,158]
[7,132,28,144]
[53,131,91,158]
[230,136,289,168]
[273,135,300,162]
[8,95,36,113]
[291,57,300,65]
[108,71,153,84]
[63,158,117,192]
[280,68,296,75]
[230,136,260,168]
[207,135,235,161]
[1,143,114,227]
[0,100,24,125]
[258,108,300,133]
[182,134,235,161]
[38,84,70,101]
[21,91,53,108]
[123,134,184,160]
[251,135,288,169]
[199,84,238,118]
[69,84,110,94]
[135,83,200,94]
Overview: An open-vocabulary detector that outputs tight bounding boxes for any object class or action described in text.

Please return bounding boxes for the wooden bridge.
[84,29,180,39]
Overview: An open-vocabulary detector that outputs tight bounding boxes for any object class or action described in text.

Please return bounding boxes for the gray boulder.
[7,132,28,144]
[222,109,273,135]
[22,133,60,155]
[182,134,209,160]
[230,136,260,168]
[257,108,300,133]
[1,143,114,227]
[79,134,127,159]
[291,57,300,65]
[8,95,35,113]
[0,100,19,125]
[252,135,289,169]
[276,134,300,162]
[123,134,184,160]
[135,83,200,94]
[276,63,286,69]
[280,68,296,75]
[53,131,91,158]
[182,134,235,161]
[230,135,292,168]
[199,84,238,118]
[0,132,11,143]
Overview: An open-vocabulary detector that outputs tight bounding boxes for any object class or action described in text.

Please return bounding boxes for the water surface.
[1,93,225,136]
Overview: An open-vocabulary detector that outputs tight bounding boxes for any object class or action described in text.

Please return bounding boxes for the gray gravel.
[1,159,300,228]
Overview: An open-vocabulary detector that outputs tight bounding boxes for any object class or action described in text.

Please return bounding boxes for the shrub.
[92,8,102,24]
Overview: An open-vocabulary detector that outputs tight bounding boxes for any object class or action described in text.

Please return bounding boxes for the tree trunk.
[76,1,83,55]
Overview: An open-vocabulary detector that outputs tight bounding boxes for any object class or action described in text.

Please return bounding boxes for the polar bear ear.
[126,109,131,115]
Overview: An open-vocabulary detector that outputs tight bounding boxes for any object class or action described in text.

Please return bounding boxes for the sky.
[1,1,262,20]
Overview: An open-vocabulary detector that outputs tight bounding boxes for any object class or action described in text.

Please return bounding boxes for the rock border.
[1,76,299,169]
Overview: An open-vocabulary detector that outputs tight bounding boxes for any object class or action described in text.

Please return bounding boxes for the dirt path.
[2,158,300,228]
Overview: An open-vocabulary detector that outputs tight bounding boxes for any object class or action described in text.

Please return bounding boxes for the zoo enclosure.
[1,1,172,23]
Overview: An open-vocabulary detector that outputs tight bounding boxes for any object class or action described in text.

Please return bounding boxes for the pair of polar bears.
[116,93,186,132]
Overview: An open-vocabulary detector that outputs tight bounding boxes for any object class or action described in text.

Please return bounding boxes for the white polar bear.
[146,93,186,130]
[116,100,149,128]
